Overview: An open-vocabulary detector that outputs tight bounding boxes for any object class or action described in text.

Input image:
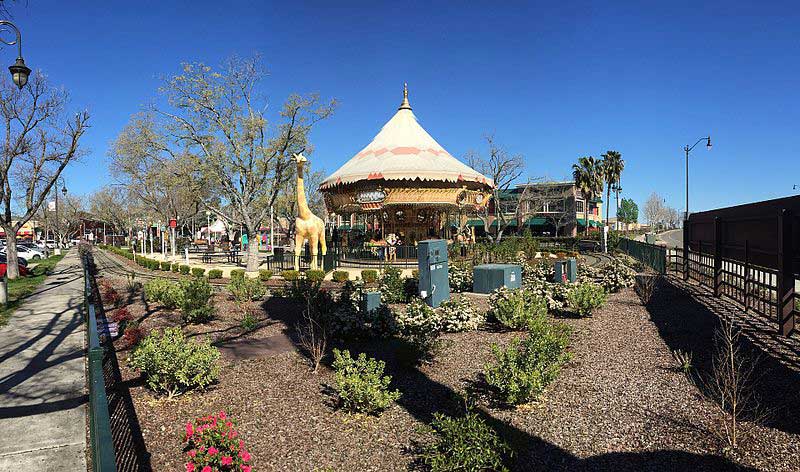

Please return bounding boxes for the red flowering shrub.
[110,307,133,323]
[183,411,253,472]
[101,286,121,307]
[122,324,145,348]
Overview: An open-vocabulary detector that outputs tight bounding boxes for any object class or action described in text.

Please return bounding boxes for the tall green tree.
[617,197,638,225]
[572,156,604,236]
[600,150,624,227]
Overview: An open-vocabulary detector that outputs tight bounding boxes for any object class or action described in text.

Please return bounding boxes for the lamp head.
[706,136,712,150]
[8,57,30,90]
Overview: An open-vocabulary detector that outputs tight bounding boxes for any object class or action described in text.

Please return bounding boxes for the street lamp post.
[205,210,211,245]
[683,136,712,221]
[0,21,31,89]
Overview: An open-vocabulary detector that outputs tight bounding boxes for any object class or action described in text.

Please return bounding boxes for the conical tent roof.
[320,86,492,189]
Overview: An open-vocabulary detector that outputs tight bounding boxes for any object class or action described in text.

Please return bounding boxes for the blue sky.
[7,0,799,215]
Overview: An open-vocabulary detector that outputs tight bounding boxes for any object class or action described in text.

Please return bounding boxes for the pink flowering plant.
[183,411,253,472]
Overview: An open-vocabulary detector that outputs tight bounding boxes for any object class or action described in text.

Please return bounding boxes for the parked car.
[0,254,27,267]
[1,246,44,261]
[0,262,28,277]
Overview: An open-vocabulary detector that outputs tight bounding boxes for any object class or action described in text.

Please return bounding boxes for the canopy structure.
[321,85,493,243]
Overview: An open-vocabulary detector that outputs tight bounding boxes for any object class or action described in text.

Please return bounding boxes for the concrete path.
[0,251,87,470]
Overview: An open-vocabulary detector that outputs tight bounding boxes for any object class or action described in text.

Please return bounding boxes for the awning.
[577,218,602,228]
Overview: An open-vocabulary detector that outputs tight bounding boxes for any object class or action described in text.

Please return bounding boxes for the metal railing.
[82,254,117,472]
[617,238,666,274]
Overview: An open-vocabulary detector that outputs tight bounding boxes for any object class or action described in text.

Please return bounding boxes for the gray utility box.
[645,233,656,245]
[473,264,522,294]
[417,239,450,308]
[554,258,578,284]
[360,291,382,313]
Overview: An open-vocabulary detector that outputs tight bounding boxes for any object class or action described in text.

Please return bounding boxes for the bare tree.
[643,192,666,229]
[137,56,336,271]
[296,294,327,373]
[465,134,524,242]
[517,181,576,236]
[0,72,89,277]
[88,185,143,243]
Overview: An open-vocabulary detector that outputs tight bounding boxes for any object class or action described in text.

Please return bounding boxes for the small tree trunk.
[5,235,20,279]
[246,230,260,272]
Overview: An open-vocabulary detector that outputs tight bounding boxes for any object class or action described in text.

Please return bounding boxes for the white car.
[2,246,44,261]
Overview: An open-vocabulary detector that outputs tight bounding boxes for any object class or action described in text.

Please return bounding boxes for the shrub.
[437,295,482,332]
[258,269,273,281]
[484,321,571,405]
[158,261,170,271]
[331,348,401,415]
[240,312,258,331]
[395,298,443,363]
[128,327,220,397]
[227,276,266,303]
[332,270,349,283]
[579,258,635,293]
[122,323,145,348]
[143,277,182,309]
[420,412,512,471]
[207,269,223,279]
[110,307,133,324]
[179,265,190,275]
[171,263,180,273]
[361,269,378,284]
[101,286,121,307]
[448,262,473,293]
[566,283,607,317]
[179,277,215,323]
[191,267,205,277]
[305,269,325,283]
[378,266,406,303]
[230,269,246,281]
[183,411,253,472]
[489,288,548,330]
[323,279,395,339]
[282,270,299,281]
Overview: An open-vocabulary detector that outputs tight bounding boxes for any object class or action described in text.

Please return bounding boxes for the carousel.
[320,84,493,254]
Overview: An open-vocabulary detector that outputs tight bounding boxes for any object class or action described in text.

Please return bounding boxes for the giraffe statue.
[293,152,327,270]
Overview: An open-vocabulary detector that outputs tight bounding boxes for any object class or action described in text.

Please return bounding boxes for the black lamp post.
[0,21,31,89]
[683,136,712,221]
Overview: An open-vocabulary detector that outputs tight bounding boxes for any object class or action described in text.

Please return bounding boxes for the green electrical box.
[473,264,521,294]
[566,258,578,283]
[361,291,382,313]
[417,239,450,307]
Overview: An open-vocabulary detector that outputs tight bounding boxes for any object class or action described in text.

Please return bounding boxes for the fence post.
[713,217,723,297]
[682,223,690,281]
[776,209,796,336]
[744,240,749,313]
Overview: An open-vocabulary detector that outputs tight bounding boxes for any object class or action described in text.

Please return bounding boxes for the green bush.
[437,295,483,332]
[378,266,405,303]
[306,269,325,283]
[420,412,512,471]
[332,270,349,283]
[258,269,273,281]
[395,298,443,363]
[171,263,180,273]
[282,270,299,281]
[484,320,571,405]
[160,261,171,271]
[448,262,473,293]
[230,269,246,281]
[191,267,206,277]
[332,349,401,415]
[361,269,378,284]
[567,283,607,317]
[128,327,220,397]
[179,265,190,275]
[179,277,215,323]
[227,275,266,303]
[207,269,223,279]
[489,288,548,330]
[143,278,182,309]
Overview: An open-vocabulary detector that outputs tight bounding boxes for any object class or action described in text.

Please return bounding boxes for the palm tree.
[572,156,604,236]
[601,150,624,227]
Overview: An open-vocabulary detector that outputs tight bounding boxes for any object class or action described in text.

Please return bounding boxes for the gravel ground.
[101,271,800,471]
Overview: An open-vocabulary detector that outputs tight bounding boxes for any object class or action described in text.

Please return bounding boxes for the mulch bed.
[99,272,800,472]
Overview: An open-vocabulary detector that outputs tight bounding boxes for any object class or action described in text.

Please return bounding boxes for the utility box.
[554,261,568,284]
[417,239,450,307]
[566,258,578,283]
[645,233,656,245]
[473,264,521,294]
[360,291,382,313]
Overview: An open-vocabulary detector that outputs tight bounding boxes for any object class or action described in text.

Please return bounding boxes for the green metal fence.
[617,238,667,274]
[83,257,117,472]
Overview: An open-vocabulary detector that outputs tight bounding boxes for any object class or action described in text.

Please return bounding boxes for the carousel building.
[320,85,493,244]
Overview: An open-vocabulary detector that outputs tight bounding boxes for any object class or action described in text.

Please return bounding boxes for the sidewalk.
[0,251,87,470]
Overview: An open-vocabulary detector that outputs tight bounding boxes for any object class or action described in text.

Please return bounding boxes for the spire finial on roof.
[398,82,412,110]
